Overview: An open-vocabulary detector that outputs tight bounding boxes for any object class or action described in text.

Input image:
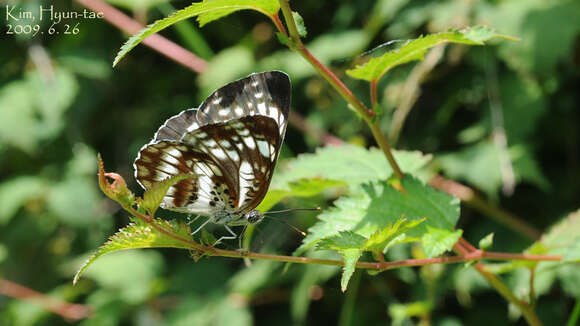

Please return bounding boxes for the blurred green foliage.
[1,0,579,325]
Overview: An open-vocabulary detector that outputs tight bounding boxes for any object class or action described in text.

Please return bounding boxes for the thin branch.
[0,278,92,321]
[121,204,563,269]
[74,0,207,73]
[370,121,405,179]
[430,175,542,240]
[277,0,404,179]
[454,238,544,326]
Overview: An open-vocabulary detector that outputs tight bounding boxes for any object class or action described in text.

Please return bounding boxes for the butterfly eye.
[245,210,263,224]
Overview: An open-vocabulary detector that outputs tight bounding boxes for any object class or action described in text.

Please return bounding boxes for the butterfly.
[134,71,291,242]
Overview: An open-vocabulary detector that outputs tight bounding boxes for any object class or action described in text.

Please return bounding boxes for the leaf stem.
[454,238,544,326]
[277,0,404,179]
[370,121,405,179]
[125,206,564,269]
[124,202,562,269]
[270,13,287,37]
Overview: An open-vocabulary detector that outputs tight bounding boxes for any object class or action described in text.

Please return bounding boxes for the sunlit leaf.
[529,209,580,262]
[364,218,425,252]
[340,248,362,292]
[389,301,433,326]
[347,26,515,81]
[74,220,191,284]
[113,0,280,66]
[297,176,460,254]
[317,231,367,250]
[257,177,345,212]
[479,233,495,250]
[272,145,432,190]
[0,177,48,224]
[421,227,462,258]
[141,174,196,216]
[80,250,164,304]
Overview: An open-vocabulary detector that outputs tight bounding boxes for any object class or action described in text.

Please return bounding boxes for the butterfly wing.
[135,70,291,216]
[135,115,281,214]
[152,71,290,143]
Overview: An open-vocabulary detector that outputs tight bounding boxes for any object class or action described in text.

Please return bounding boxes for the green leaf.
[74,220,191,284]
[113,0,280,66]
[529,209,580,262]
[340,248,362,292]
[479,233,495,250]
[257,177,345,212]
[80,250,164,304]
[298,176,460,253]
[292,11,307,37]
[141,174,195,216]
[437,141,549,198]
[0,68,78,152]
[259,30,370,79]
[494,210,580,299]
[346,26,514,82]
[316,218,425,257]
[363,218,425,252]
[389,301,433,326]
[0,177,48,224]
[421,227,462,258]
[272,145,431,190]
[317,231,367,250]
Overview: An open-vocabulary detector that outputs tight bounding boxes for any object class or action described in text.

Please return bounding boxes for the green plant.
[72,1,580,326]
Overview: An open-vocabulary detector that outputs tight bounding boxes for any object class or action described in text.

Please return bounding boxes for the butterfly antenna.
[261,215,306,237]
[264,207,321,215]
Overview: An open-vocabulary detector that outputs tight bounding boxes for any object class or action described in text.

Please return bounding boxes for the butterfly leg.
[186,214,201,225]
[214,225,238,246]
[191,217,211,236]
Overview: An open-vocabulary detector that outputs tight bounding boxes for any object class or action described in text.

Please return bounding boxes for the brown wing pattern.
[134,71,290,216]
[135,115,281,215]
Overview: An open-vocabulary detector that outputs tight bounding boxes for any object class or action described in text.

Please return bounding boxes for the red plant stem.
[74,0,207,73]
[270,13,287,37]
[454,238,544,326]
[122,204,564,270]
[277,0,404,179]
[0,278,92,321]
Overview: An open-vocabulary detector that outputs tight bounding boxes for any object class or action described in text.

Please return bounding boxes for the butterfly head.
[244,210,264,224]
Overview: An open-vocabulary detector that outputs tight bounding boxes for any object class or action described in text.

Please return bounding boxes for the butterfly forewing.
[153,71,290,144]
[134,71,290,223]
